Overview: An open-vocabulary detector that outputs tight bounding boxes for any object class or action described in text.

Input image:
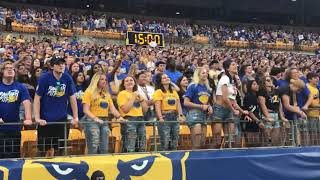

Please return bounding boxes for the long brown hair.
[260,75,274,95]
[119,76,138,92]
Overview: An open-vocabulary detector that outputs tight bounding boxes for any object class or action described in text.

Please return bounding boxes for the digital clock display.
[126,31,165,47]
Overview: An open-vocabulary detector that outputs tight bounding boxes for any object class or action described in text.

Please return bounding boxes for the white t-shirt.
[138,85,155,110]
[146,61,155,71]
[94,19,100,29]
[138,85,155,100]
[216,75,237,100]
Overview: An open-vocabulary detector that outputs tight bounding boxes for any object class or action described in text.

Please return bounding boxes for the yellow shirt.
[153,89,179,111]
[307,84,320,118]
[16,38,25,44]
[82,90,113,117]
[140,56,149,65]
[117,90,143,117]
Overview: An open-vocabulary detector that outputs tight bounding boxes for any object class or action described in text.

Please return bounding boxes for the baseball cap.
[50,56,66,65]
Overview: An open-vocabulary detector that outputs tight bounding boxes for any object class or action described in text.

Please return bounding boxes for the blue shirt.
[120,60,131,74]
[107,73,127,83]
[279,86,297,120]
[68,85,85,118]
[277,80,288,87]
[185,83,211,107]
[0,82,30,131]
[15,12,21,20]
[36,72,76,122]
[165,70,182,84]
[300,76,308,84]
[297,86,310,108]
[278,80,310,108]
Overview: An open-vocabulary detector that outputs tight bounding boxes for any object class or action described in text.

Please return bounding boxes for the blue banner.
[0,147,320,180]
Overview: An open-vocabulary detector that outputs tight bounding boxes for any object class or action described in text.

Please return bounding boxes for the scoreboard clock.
[126,31,165,47]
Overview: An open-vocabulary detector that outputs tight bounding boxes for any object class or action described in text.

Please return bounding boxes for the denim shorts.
[211,104,234,122]
[264,112,281,129]
[186,109,207,128]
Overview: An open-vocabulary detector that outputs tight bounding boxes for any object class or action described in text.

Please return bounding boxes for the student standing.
[0,60,32,158]
[34,57,79,157]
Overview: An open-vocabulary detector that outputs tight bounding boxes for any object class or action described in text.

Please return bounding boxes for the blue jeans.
[82,116,110,154]
[158,112,179,151]
[186,109,207,128]
[122,116,146,152]
[264,112,281,129]
[308,118,320,132]
[211,104,234,122]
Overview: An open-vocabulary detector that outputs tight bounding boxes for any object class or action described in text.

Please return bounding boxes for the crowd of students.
[1,6,320,47]
[0,32,319,158]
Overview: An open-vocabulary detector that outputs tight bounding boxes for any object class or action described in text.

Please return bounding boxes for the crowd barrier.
[1,116,320,159]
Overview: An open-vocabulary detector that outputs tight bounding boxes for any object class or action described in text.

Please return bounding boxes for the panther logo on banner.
[0,152,189,180]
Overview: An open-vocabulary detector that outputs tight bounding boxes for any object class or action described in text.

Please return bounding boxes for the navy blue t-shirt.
[279,86,298,120]
[0,82,30,131]
[278,80,310,108]
[185,83,211,108]
[36,72,76,122]
[277,79,288,87]
[68,85,86,118]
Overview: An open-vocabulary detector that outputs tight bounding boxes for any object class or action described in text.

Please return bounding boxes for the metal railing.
[0,114,320,159]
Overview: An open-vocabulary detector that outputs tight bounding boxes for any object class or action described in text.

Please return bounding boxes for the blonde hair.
[290,79,305,90]
[191,67,211,91]
[86,72,109,102]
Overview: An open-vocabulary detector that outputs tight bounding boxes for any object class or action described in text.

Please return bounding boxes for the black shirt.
[244,93,261,119]
[258,88,280,112]
[243,93,261,132]
[278,85,296,120]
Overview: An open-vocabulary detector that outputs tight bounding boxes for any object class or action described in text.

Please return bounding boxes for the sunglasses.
[266,79,272,82]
